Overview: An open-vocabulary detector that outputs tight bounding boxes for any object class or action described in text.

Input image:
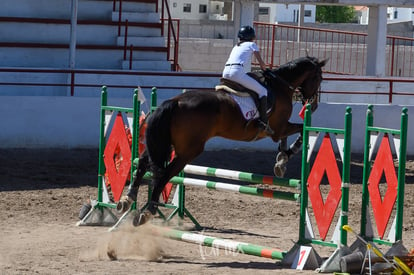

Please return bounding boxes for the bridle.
[298,58,323,105]
[293,86,320,105]
[264,64,322,105]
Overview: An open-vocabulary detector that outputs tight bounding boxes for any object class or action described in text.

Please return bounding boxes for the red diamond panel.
[308,134,342,240]
[104,113,132,202]
[368,135,398,239]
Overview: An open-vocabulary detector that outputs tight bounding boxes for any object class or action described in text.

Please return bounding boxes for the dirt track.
[1,148,414,274]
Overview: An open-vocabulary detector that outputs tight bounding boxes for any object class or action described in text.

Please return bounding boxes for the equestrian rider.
[222,25,273,135]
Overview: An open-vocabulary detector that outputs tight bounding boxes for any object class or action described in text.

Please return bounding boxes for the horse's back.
[166,89,250,141]
[175,89,230,109]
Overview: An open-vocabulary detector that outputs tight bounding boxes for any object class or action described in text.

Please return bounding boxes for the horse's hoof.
[107,248,117,261]
[78,203,92,220]
[132,211,153,227]
[116,196,133,213]
[276,151,288,164]
[274,163,287,178]
[274,151,288,177]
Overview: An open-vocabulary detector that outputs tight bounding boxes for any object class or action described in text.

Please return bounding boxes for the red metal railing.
[0,67,414,103]
[161,0,180,71]
[254,22,414,77]
[0,68,218,96]
[388,35,414,77]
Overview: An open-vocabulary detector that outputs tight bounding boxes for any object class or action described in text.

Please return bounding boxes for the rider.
[222,25,273,135]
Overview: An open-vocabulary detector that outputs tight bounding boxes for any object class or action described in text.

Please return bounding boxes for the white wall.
[0,95,413,155]
[178,38,233,72]
[178,20,235,39]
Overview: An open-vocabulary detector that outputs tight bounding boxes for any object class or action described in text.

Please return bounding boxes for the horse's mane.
[276,56,319,79]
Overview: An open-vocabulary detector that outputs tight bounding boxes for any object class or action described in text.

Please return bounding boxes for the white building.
[356,6,414,24]
[355,6,369,24]
[386,7,414,23]
[258,3,316,23]
[167,0,316,23]
[168,0,229,21]
[168,1,412,26]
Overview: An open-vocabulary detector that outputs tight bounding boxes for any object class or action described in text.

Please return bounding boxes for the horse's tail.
[145,99,177,169]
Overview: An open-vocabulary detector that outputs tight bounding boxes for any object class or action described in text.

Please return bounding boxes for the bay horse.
[118,56,327,225]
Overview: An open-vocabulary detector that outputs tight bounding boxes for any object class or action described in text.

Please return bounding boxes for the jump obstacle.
[359,105,408,246]
[78,86,409,271]
[76,86,140,226]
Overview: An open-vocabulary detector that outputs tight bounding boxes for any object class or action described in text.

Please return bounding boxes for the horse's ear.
[319,58,329,67]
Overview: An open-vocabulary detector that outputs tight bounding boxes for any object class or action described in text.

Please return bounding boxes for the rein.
[264,65,320,105]
[264,70,296,92]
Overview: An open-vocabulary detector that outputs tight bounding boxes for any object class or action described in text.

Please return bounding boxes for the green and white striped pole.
[159,227,286,260]
[143,173,300,202]
[183,164,300,188]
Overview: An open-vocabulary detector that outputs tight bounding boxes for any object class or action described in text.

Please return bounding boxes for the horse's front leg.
[274,135,303,177]
[116,150,150,213]
[274,122,304,177]
[274,138,288,177]
[282,122,303,137]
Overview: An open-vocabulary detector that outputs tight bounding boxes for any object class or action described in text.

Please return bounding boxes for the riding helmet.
[238,25,256,41]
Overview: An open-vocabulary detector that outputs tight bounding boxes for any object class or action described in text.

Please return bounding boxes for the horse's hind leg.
[135,154,196,226]
[116,150,150,213]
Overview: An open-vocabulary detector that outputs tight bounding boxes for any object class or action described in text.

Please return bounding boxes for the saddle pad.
[229,93,259,120]
[215,85,250,97]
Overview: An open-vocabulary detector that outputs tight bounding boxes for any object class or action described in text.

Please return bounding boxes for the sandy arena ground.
[1,148,414,275]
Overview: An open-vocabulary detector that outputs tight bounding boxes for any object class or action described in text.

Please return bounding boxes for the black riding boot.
[258,96,274,135]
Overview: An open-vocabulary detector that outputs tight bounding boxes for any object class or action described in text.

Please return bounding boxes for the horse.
[118,56,327,225]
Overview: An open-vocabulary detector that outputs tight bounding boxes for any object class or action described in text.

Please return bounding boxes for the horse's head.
[297,56,327,111]
[265,56,327,112]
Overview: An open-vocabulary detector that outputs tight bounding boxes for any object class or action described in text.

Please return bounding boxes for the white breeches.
[222,65,267,98]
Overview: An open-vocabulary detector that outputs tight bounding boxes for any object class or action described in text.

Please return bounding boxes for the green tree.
[316,6,357,23]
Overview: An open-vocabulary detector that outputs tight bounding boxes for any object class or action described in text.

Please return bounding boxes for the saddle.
[216,77,260,109]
